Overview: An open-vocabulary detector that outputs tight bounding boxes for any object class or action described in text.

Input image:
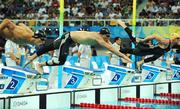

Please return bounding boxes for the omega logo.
[123,90,130,93]
[13,101,28,107]
[158,87,164,90]
[77,94,87,99]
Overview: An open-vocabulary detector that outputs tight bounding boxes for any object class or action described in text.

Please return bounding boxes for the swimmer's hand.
[23,53,38,68]
[121,54,133,63]
[117,20,127,28]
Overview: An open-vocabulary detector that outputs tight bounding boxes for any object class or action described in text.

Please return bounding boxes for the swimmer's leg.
[36,58,60,74]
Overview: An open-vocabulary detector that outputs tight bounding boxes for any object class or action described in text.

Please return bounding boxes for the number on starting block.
[173,70,180,80]
[112,74,121,82]
[143,71,159,82]
[67,75,78,85]
[146,72,155,80]
[6,78,18,89]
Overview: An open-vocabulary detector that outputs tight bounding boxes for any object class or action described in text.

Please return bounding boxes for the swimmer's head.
[33,30,46,41]
[171,33,179,38]
[100,27,110,37]
[171,33,180,40]
[170,33,180,45]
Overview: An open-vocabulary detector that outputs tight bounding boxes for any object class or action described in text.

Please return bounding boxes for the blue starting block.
[62,65,95,88]
[141,64,167,82]
[170,64,180,80]
[0,66,48,94]
[106,65,135,85]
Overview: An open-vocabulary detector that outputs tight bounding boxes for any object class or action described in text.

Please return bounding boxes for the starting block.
[62,65,102,88]
[170,64,180,80]
[141,64,168,82]
[106,65,135,85]
[0,66,49,94]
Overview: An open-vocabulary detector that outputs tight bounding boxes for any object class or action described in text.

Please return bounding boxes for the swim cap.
[33,30,46,40]
[99,28,110,37]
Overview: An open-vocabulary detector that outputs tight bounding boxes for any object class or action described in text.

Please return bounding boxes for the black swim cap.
[99,28,110,37]
[33,30,46,40]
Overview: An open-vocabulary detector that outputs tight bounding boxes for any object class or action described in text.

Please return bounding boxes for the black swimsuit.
[36,32,75,65]
[0,37,7,58]
[0,37,6,48]
[143,40,171,63]
[120,27,171,63]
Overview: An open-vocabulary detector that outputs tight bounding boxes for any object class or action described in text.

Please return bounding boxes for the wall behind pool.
[34,26,180,39]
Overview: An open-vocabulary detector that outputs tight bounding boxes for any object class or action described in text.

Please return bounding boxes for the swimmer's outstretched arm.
[117,20,137,44]
[117,20,127,28]
[96,37,132,63]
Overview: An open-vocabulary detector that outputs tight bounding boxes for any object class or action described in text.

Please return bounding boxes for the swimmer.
[24,28,132,74]
[0,19,46,46]
[117,20,180,68]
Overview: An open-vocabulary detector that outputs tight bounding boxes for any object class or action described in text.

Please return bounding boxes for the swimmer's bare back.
[70,31,100,45]
[71,31,132,63]
[0,19,44,46]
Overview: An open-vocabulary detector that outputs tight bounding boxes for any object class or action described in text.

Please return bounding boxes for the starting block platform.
[62,65,102,88]
[141,64,180,82]
[170,64,180,80]
[106,65,136,85]
[0,66,49,94]
[62,64,137,89]
[141,64,170,82]
[0,63,180,109]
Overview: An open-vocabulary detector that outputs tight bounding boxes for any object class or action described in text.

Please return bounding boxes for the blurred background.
[0,0,179,54]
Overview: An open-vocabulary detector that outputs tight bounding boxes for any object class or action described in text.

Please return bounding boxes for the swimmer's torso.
[70,31,100,45]
[1,25,34,45]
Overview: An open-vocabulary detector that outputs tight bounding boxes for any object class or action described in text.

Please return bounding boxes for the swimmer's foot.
[36,63,43,75]
[137,60,143,70]
[27,73,42,79]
